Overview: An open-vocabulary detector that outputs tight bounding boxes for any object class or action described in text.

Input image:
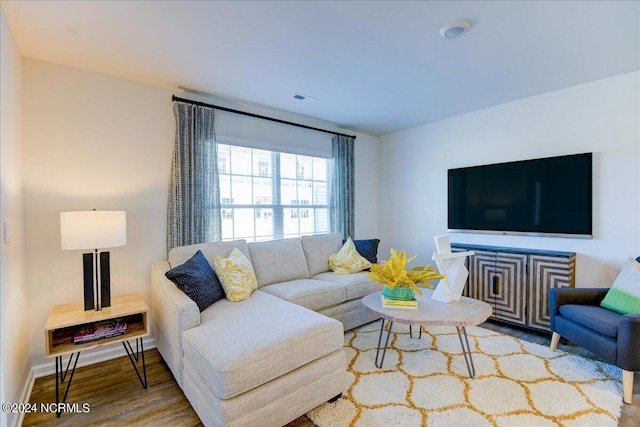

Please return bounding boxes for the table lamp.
[60,210,127,311]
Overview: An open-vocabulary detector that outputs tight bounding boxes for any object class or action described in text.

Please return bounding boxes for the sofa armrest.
[150,260,200,388]
[618,313,640,371]
[549,287,609,330]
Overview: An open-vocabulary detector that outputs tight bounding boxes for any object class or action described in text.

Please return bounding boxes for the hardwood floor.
[23,320,639,426]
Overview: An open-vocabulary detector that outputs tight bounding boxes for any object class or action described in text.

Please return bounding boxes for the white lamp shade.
[60,211,127,250]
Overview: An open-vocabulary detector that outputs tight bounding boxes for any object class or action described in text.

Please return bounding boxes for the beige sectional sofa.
[151,233,382,427]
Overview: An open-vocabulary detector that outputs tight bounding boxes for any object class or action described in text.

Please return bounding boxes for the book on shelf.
[381,295,418,310]
[74,318,128,344]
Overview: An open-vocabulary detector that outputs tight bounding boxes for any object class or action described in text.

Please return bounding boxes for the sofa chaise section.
[182,291,346,427]
[151,233,383,426]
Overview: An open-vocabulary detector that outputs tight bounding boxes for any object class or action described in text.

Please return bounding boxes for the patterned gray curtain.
[330,134,355,239]
[167,101,221,253]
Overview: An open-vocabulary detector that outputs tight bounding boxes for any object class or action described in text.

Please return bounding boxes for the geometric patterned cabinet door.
[455,244,576,333]
[527,254,576,331]
[467,250,528,327]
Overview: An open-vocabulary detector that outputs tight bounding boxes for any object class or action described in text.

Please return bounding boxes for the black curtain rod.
[172,95,356,140]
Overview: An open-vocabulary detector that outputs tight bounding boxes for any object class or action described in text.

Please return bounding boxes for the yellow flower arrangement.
[367,248,444,296]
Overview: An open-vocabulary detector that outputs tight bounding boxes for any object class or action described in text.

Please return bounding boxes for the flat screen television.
[448,153,593,238]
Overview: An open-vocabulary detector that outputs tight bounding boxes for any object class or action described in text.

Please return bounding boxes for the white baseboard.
[12,369,35,427]
[31,336,156,378]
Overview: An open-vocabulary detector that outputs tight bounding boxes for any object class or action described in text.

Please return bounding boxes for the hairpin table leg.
[375,319,394,369]
[123,337,147,389]
[55,353,80,418]
[456,326,476,377]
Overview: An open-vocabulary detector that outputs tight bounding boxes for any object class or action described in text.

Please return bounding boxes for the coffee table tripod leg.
[375,319,394,369]
[409,325,423,339]
[456,326,476,377]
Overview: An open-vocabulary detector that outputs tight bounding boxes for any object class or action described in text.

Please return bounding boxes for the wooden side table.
[45,293,150,417]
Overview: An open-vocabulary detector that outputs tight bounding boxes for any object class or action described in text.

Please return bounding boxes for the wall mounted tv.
[448,153,593,238]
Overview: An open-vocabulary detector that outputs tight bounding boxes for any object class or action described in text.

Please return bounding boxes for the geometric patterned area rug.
[307,322,623,427]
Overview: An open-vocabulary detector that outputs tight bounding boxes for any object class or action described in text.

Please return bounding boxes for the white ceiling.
[3,1,639,136]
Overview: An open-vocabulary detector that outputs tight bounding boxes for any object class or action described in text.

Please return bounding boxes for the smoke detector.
[440,20,471,39]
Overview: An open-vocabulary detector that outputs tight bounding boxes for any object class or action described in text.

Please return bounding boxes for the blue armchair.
[549,287,640,404]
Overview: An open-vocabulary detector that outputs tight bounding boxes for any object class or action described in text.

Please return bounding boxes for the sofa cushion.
[313,271,383,301]
[559,304,621,338]
[248,238,309,287]
[351,238,381,264]
[182,291,344,400]
[169,240,250,269]
[213,248,258,302]
[600,257,640,315]
[302,233,343,276]
[260,279,346,311]
[165,250,225,312]
[329,237,372,275]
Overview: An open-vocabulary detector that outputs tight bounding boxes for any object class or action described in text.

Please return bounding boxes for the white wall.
[0,6,30,427]
[22,60,175,368]
[21,59,379,369]
[379,71,640,287]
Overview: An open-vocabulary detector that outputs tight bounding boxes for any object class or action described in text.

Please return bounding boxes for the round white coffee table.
[362,288,493,377]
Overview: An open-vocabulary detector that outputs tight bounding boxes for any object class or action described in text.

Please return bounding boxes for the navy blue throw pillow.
[352,239,381,264]
[165,250,225,312]
[636,256,640,263]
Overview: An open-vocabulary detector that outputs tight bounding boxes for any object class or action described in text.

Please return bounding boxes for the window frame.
[217,142,332,242]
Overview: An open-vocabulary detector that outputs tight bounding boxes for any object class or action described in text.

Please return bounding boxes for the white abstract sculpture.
[431,234,474,303]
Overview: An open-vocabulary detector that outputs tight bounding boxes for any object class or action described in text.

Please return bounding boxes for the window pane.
[253,149,272,177]
[217,145,331,242]
[219,175,232,204]
[231,146,252,175]
[253,177,273,204]
[297,156,312,180]
[314,208,330,234]
[297,181,312,205]
[221,208,234,240]
[313,181,327,205]
[231,176,252,204]
[281,179,297,204]
[255,208,273,239]
[313,158,327,181]
[232,208,255,240]
[283,208,299,236]
[280,153,296,179]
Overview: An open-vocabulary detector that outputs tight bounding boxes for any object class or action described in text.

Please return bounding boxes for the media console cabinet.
[452,244,576,333]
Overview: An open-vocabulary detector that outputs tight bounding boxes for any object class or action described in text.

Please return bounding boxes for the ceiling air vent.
[293,93,318,102]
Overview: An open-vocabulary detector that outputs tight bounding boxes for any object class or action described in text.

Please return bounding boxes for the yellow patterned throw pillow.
[213,248,258,302]
[328,237,372,275]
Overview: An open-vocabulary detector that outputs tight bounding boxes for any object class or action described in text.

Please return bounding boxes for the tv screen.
[448,153,592,238]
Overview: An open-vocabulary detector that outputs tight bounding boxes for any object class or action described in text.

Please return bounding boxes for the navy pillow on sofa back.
[165,250,225,312]
[351,238,381,264]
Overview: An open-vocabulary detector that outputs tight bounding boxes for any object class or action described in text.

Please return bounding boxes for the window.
[217,144,331,242]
